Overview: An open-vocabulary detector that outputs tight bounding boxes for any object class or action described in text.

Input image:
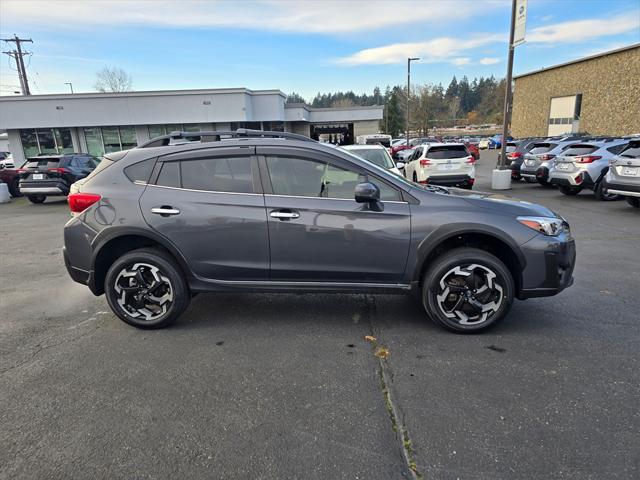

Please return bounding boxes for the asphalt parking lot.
[1,150,639,479]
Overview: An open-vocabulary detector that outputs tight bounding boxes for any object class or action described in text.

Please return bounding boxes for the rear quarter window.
[124,158,156,183]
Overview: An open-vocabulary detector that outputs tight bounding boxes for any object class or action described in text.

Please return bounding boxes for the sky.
[1,0,639,99]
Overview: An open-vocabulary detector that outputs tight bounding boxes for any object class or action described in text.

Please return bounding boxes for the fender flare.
[411,223,527,282]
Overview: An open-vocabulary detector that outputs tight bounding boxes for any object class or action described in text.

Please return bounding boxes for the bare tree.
[94,67,133,93]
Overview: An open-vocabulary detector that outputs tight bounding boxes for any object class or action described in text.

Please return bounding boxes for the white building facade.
[0,88,383,164]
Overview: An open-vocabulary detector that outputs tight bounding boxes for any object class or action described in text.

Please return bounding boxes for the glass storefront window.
[183,123,212,132]
[148,125,165,139]
[84,128,104,157]
[37,129,57,153]
[54,128,74,153]
[102,127,121,153]
[119,126,137,149]
[20,129,39,158]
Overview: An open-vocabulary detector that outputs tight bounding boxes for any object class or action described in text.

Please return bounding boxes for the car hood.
[446,187,558,218]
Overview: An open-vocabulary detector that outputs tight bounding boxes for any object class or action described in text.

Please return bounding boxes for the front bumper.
[518,232,576,300]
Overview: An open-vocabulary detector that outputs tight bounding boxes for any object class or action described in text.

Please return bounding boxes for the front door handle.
[151,206,180,216]
[270,210,300,220]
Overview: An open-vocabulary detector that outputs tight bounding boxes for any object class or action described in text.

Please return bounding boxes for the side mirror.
[355,182,380,203]
[395,162,405,170]
[355,182,384,212]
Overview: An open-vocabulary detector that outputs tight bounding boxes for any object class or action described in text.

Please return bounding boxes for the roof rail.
[139,128,316,148]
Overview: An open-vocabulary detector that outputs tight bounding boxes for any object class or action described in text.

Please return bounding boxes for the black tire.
[27,195,46,203]
[558,185,581,196]
[594,180,621,201]
[422,248,514,333]
[9,177,22,197]
[413,172,418,183]
[104,248,190,329]
[626,197,640,208]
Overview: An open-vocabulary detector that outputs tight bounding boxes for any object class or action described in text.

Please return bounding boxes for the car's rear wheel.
[413,172,418,183]
[9,178,22,197]
[27,195,46,203]
[594,181,621,201]
[626,197,640,208]
[422,248,514,333]
[558,185,582,196]
[105,248,190,329]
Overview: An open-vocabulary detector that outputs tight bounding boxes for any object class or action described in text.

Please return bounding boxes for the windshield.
[349,148,395,169]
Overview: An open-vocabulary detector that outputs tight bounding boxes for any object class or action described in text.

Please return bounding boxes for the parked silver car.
[520,140,580,186]
[603,139,640,208]
[549,139,629,199]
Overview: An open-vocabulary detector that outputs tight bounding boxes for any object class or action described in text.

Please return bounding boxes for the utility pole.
[2,34,33,95]
[65,82,74,94]
[498,1,517,169]
[406,57,419,148]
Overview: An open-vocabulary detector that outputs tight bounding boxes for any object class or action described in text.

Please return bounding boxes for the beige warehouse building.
[511,44,640,138]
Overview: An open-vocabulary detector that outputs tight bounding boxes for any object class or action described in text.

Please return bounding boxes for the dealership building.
[0,88,383,164]
[511,43,640,138]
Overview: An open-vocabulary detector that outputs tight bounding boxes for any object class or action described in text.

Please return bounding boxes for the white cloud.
[452,58,471,66]
[0,0,494,34]
[479,57,500,65]
[527,14,640,44]
[334,34,504,65]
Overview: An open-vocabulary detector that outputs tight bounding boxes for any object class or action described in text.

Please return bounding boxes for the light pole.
[65,82,74,94]
[406,57,419,148]
[498,0,517,170]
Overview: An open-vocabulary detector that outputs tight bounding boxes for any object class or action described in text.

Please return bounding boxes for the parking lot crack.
[363,295,422,479]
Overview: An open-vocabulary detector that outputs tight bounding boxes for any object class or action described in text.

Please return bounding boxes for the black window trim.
[256,147,405,203]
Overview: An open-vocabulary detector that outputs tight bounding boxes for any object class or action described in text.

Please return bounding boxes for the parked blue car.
[489,134,513,150]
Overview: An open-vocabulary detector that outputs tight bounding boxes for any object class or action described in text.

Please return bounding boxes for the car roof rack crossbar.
[140,128,315,148]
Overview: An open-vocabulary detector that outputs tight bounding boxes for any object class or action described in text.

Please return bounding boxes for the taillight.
[420,159,431,166]
[68,193,101,213]
[465,156,476,164]
[48,167,69,174]
[507,152,522,159]
[539,154,556,161]
[575,155,602,164]
[16,168,27,173]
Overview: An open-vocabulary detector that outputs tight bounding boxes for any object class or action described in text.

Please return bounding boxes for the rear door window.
[180,156,254,193]
[426,145,468,159]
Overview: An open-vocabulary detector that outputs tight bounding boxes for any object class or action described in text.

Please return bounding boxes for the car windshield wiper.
[416,183,450,194]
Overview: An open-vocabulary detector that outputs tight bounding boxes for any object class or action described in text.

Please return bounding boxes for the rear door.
[139,146,270,281]
[258,146,411,283]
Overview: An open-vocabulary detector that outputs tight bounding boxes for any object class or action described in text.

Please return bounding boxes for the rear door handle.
[151,206,180,216]
[270,210,300,220]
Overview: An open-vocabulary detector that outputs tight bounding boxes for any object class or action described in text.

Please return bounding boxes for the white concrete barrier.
[491,169,512,190]
[0,182,11,203]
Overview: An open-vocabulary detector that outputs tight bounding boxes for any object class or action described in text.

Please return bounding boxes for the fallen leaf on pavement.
[365,335,377,342]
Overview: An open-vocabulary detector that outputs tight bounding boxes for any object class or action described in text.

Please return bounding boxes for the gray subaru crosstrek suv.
[63,129,576,333]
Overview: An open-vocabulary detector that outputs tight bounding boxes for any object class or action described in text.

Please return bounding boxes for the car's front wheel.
[9,177,22,197]
[105,248,190,329]
[422,248,514,333]
[27,195,46,203]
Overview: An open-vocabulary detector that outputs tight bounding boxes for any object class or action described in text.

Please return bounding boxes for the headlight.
[517,216,569,236]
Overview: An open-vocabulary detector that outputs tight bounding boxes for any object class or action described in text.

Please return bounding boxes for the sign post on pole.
[492,0,527,190]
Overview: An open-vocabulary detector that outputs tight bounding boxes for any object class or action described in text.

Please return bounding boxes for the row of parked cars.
[504,135,640,207]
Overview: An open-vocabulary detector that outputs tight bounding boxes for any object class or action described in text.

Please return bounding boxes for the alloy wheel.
[434,264,504,326]
[113,262,174,321]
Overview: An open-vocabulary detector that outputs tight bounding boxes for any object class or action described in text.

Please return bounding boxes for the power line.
[2,34,33,95]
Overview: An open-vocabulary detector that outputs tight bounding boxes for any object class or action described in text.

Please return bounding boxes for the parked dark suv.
[63,130,576,333]
[19,153,99,203]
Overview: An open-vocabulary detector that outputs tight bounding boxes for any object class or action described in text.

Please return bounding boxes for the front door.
[257,147,411,283]
[140,146,270,281]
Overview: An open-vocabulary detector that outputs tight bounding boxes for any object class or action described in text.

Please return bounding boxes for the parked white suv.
[549,139,629,200]
[404,143,475,189]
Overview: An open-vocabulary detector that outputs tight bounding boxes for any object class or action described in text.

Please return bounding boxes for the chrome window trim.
[264,193,408,204]
[145,183,262,196]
